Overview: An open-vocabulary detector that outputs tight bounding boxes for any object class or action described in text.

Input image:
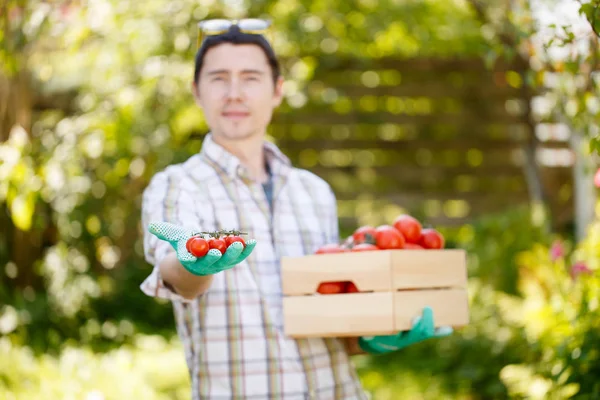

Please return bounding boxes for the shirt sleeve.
[326,186,341,245]
[139,167,204,303]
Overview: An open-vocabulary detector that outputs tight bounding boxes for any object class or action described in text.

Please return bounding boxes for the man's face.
[193,43,284,142]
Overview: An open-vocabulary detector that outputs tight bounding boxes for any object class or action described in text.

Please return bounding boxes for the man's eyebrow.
[206,69,265,75]
[206,69,229,76]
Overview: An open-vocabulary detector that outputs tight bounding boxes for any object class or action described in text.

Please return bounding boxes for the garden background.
[2,0,600,398]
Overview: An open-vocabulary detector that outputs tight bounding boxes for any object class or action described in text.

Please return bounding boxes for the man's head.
[192,24,284,142]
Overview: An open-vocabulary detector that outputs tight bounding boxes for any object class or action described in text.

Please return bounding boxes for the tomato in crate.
[393,214,422,244]
[345,282,360,293]
[418,228,445,249]
[316,281,346,294]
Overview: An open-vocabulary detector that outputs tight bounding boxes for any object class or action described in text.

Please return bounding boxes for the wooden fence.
[268,56,573,233]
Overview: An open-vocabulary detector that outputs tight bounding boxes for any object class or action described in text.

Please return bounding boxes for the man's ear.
[191,81,202,108]
[272,76,285,107]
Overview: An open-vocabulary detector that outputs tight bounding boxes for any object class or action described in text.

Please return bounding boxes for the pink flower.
[594,168,600,188]
[550,240,565,261]
[570,261,593,280]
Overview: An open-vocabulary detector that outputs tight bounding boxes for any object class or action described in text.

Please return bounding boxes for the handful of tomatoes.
[186,229,247,258]
[313,214,445,295]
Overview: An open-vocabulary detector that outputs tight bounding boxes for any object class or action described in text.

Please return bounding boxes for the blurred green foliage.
[2,0,600,399]
[0,334,191,400]
[469,0,600,149]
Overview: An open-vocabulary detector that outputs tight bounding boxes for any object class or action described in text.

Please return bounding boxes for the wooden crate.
[281,249,469,338]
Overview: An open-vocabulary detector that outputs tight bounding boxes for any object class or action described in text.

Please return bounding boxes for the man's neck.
[212,134,269,184]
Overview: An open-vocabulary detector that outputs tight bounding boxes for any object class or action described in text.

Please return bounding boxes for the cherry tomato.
[352,226,377,244]
[186,237,194,253]
[186,236,202,253]
[317,282,346,294]
[403,243,424,250]
[315,243,347,254]
[188,237,209,257]
[345,282,360,293]
[374,225,405,249]
[225,235,246,248]
[393,215,422,243]
[351,243,379,252]
[208,238,227,254]
[419,228,445,249]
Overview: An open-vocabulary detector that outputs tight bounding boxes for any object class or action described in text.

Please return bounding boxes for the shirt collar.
[200,133,292,181]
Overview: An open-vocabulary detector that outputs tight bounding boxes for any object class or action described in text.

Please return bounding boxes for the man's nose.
[226,79,243,100]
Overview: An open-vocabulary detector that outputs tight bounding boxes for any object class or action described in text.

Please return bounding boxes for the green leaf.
[590,136,600,156]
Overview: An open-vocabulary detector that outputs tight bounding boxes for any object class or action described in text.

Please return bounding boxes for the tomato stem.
[196,229,249,238]
[363,233,376,245]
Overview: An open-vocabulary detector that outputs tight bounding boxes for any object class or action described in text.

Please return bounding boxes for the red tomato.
[403,243,424,250]
[345,282,360,293]
[225,235,246,248]
[186,237,194,253]
[208,238,227,254]
[351,243,379,252]
[317,282,346,294]
[393,214,422,243]
[188,237,209,257]
[352,226,377,244]
[374,225,405,249]
[315,243,347,254]
[419,228,445,249]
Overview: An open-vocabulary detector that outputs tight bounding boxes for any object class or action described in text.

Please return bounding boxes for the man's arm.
[159,251,214,300]
[342,337,366,356]
[141,169,214,302]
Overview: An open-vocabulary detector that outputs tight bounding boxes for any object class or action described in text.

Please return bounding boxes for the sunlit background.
[2,0,600,399]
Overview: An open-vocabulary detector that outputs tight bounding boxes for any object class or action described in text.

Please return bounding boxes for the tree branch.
[466,0,551,232]
[466,0,523,53]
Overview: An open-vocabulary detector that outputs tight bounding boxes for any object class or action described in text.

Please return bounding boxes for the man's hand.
[148,221,256,276]
[358,306,453,355]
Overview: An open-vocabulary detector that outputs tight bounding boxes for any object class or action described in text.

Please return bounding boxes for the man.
[140,19,450,400]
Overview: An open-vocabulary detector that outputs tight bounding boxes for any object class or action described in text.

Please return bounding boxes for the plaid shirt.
[140,134,368,400]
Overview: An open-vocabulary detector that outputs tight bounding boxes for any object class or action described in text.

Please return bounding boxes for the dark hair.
[193,26,281,85]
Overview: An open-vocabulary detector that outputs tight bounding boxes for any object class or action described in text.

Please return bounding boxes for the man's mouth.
[222,111,250,120]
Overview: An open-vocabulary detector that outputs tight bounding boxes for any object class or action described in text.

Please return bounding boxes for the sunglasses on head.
[196,18,272,48]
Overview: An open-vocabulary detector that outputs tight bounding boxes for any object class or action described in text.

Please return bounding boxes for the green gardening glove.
[148,221,257,276]
[358,306,453,355]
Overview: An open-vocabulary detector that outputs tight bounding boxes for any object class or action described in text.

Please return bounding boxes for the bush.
[0,334,190,400]
[496,217,600,399]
